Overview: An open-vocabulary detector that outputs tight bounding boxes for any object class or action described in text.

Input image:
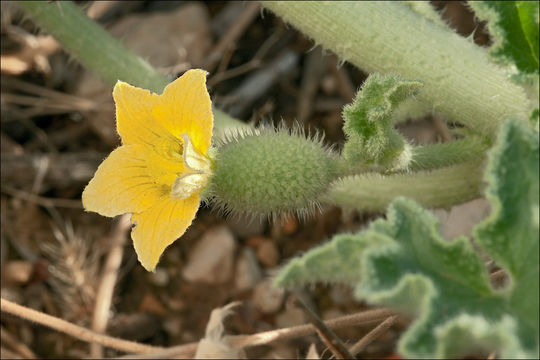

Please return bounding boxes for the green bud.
[208,125,338,219]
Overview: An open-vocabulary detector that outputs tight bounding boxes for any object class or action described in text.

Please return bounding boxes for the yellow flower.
[82,69,213,271]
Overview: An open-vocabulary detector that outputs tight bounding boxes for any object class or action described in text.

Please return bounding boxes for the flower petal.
[82,145,165,217]
[113,81,169,147]
[153,69,213,154]
[131,194,200,271]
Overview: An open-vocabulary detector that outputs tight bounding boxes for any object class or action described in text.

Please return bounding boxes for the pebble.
[227,216,265,239]
[3,260,33,284]
[139,293,167,317]
[256,239,280,267]
[148,268,169,287]
[275,306,306,328]
[234,248,262,291]
[253,280,284,314]
[182,226,236,284]
[433,198,490,239]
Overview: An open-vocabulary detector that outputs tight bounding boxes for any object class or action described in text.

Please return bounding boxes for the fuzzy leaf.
[357,119,539,358]
[274,233,388,288]
[275,119,539,358]
[342,74,422,168]
[474,118,539,349]
[470,1,539,74]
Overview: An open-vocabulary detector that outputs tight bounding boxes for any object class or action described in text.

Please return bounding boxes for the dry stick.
[297,46,324,124]
[203,2,260,72]
[0,325,37,359]
[90,215,131,358]
[294,295,354,359]
[1,347,23,360]
[0,298,163,354]
[208,28,282,87]
[328,55,356,102]
[1,184,83,209]
[431,113,453,142]
[117,308,396,359]
[349,315,398,356]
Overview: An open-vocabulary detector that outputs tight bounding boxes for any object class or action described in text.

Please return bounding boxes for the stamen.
[171,134,212,200]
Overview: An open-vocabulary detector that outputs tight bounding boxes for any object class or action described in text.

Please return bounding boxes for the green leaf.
[274,233,387,288]
[342,74,422,169]
[474,118,540,350]
[357,119,539,358]
[470,1,539,74]
[275,119,539,358]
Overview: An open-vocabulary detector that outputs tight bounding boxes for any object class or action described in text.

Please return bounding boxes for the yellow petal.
[113,81,169,147]
[153,69,213,155]
[82,145,165,217]
[131,194,200,271]
[144,134,186,187]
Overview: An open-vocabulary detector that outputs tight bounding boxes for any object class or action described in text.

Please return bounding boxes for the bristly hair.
[207,119,337,224]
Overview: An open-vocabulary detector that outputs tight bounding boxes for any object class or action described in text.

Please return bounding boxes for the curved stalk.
[324,158,485,212]
[262,1,530,138]
[16,1,248,135]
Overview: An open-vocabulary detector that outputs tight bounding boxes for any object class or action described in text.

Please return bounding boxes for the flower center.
[170,134,212,200]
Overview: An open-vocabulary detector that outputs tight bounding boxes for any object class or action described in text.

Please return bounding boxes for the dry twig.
[90,214,131,358]
[0,325,37,359]
[203,2,260,72]
[349,315,399,356]
[294,295,354,359]
[1,184,83,209]
[0,298,163,354]
[116,308,396,359]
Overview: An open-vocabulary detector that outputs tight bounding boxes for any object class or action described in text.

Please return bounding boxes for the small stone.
[322,308,345,321]
[163,317,181,337]
[256,239,280,267]
[148,268,169,287]
[3,260,33,284]
[253,280,284,314]
[245,236,265,248]
[329,285,353,306]
[433,198,490,240]
[235,248,262,291]
[182,226,236,284]
[275,307,306,328]
[281,214,298,235]
[139,293,167,317]
[227,217,265,239]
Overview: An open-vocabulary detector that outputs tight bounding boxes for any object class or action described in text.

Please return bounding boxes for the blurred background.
[1,1,491,358]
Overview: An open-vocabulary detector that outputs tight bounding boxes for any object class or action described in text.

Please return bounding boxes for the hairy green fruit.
[209,127,337,219]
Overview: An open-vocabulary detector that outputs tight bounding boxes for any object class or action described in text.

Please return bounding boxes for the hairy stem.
[325,158,485,212]
[262,1,530,138]
[16,1,247,134]
[409,136,490,171]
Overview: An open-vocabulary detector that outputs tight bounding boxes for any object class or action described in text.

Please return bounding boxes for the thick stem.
[336,137,489,175]
[262,1,530,138]
[409,136,490,171]
[324,158,485,212]
[16,1,247,134]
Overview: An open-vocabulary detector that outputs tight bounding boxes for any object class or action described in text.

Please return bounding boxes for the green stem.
[336,137,490,175]
[262,1,530,138]
[16,1,248,135]
[409,136,490,171]
[324,158,485,212]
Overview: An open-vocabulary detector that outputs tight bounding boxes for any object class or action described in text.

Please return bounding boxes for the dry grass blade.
[1,184,83,209]
[0,299,162,354]
[91,214,131,358]
[294,295,353,359]
[115,308,396,359]
[0,326,37,359]
[203,2,260,72]
[349,315,399,356]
